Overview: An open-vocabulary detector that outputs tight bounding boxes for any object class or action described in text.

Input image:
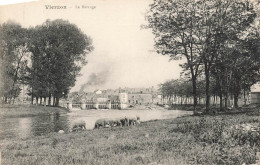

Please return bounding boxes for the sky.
[0,0,183,92]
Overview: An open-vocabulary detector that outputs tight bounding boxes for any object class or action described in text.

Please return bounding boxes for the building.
[69,87,159,110]
[250,82,260,104]
[128,93,153,105]
[119,93,128,103]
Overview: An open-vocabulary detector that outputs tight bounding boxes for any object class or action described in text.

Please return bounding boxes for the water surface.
[0,109,192,140]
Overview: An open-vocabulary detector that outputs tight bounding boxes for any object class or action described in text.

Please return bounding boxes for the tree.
[210,16,260,110]
[198,0,257,112]
[0,21,30,103]
[229,29,260,108]
[160,78,193,105]
[28,19,93,106]
[147,0,258,113]
[147,0,204,113]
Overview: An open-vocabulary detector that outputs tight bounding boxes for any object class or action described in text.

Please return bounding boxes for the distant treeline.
[147,0,260,113]
[0,19,94,106]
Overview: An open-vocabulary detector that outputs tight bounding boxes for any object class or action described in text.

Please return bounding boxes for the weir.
[67,101,123,110]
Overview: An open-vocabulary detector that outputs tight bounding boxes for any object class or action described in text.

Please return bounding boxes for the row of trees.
[147,0,260,113]
[159,77,251,108]
[0,19,93,106]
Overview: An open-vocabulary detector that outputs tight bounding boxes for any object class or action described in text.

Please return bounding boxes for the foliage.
[210,16,260,109]
[0,19,93,106]
[160,78,206,105]
[147,0,206,110]
[160,79,192,99]
[0,21,30,103]
[147,0,260,112]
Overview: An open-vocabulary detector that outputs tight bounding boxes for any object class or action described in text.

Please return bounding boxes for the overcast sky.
[0,0,183,92]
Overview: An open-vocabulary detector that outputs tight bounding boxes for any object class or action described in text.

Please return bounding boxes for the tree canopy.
[0,21,30,103]
[0,19,94,106]
[147,0,260,113]
[27,19,94,106]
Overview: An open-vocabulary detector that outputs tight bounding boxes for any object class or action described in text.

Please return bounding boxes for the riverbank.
[0,104,69,118]
[1,106,259,165]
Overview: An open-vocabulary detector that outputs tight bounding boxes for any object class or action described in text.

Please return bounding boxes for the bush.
[170,113,260,164]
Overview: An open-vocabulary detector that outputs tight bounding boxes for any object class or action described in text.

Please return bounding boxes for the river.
[0,109,192,140]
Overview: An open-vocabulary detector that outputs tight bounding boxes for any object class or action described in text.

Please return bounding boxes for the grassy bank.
[0,104,69,118]
[1,106,259,165]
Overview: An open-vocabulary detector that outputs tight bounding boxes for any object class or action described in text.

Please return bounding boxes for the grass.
[0,105,259,165]
[0,104,69,118]
[168,104,204,111]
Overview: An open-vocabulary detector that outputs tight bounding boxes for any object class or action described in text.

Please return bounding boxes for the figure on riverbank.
[94,116,140,129]
[71,121,86,132]
[94,119,113,129]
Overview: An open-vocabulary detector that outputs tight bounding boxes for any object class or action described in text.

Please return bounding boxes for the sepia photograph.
[0,0,260,164]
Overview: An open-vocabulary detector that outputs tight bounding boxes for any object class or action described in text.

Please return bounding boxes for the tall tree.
[0,21,29,103]
[198,0,257,112]
[28,19,93,106]
[147,0,257,113]
[229,28,260,108]
[147,0,204,113]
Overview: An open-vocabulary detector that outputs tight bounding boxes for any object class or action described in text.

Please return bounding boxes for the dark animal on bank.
[94,116,141,129]
[71,121,86,132]
[94,119,111,129]
[127,116,141,126]
[109,119,122,127]
[120,117,129,126]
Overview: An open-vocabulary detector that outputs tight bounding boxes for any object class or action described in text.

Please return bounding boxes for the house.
[69,87,160,110]
[250,82,260,104]
[107,95,119,103]
[94,90,102,95]
[153,94,163,104]
[119,93,128,103]
[128,93,153,105]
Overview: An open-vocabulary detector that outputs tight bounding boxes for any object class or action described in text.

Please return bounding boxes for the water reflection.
[0,113,70,140]
[0,110,192,140]
[30,113,70,136]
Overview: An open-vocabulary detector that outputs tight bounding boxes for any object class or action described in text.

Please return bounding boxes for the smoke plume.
[79,70,110,92]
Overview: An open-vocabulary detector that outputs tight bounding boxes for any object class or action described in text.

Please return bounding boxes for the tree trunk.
[40,97,42,105]
[53,95,56,106]
[44,97,46,107]
[234,94,239,109]
[48,94,51,106]
[205,66,210,113]
[36,97,38,105]
[219,93,223,110]
[233,80,239,108]
[224,94,228,109]
[31,94,34,105]
[174,94,177,106]
[243,86,247,105]
[218,82,223,110]
[191,76,198,113]
[55,97,60,107]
